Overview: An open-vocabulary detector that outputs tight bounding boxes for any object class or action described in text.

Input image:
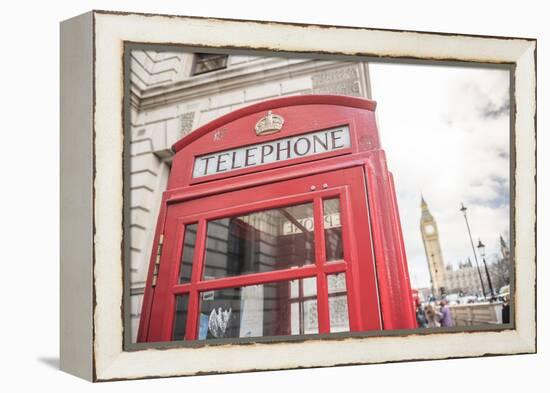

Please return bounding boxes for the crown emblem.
[254,111,284,136]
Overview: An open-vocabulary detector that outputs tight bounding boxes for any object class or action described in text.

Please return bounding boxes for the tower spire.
[420,194,432,219]
[500,234,510,258]
[499,234,506,248]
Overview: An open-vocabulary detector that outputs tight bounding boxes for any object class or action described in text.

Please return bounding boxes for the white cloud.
[369,62,510,289]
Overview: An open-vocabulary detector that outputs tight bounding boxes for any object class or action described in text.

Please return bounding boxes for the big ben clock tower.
[420,196,446,297]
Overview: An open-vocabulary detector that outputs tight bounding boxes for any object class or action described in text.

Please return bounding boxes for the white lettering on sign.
[282,213,341,235]
[192,126,350,178]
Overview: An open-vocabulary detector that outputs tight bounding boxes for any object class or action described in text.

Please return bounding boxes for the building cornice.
[135,58,362,111]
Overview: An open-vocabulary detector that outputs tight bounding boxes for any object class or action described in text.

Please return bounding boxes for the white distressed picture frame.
[60,10,536,382]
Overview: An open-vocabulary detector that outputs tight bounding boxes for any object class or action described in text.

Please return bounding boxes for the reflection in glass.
[203,202,315,280]
[323,198,343,261]
[172,294,189,340]
[328,273,350,333]
[178,223,198,283]
[197,277,318,340]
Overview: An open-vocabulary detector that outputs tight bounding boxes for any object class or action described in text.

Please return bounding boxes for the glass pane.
[178,223,198,283]
[197,277,318,340]
[172,294,189,340]
[203,202,315,280]
[328,273,350,333]
[323,198,344,261]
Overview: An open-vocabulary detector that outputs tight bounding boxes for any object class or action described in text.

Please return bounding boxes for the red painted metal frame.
[137,95,415,343]
[364,153,417,329]
[314,197,330,333]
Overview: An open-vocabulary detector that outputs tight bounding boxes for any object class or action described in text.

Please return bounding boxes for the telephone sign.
[193,126,350,178]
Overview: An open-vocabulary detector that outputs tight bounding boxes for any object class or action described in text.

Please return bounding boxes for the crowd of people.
[414,296,510,328]
[415,300,454,328]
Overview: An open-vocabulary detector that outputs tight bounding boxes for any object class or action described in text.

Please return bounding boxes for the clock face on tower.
[425,224,435,235]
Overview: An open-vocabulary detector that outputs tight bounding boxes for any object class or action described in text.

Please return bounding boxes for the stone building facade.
[128,49,372,341]
[444,259,484,295]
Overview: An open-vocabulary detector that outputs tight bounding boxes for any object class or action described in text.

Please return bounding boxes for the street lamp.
[477,239,495,299]
[459,203,487,298]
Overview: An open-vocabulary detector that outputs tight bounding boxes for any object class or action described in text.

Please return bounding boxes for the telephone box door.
[142,166,380,342]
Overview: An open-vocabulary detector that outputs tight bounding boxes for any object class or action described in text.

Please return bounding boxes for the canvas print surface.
[126,48,511,345]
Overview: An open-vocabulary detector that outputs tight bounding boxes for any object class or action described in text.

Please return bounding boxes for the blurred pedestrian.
[424,304,441,327]
[439,300,454,327]
[416,303,428,328]
[502,296,510,324]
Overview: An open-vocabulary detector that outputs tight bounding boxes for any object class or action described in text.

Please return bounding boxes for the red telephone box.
[137,95,416,343]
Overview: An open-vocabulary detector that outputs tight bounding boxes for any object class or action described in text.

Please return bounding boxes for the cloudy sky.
[368,62,510,289]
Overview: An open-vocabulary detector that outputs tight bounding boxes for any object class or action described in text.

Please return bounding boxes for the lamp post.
[459,203,487,298]
[477,239,495,299]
